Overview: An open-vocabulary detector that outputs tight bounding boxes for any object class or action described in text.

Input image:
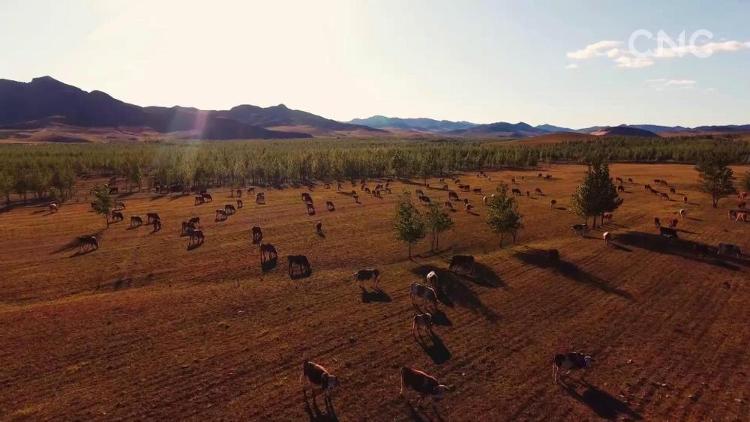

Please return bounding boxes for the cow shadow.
[187,241,203,251]
[418,332,452,364]
[303,392,338,422]
[361,287,392,303]
[405,401,446,422]
[290,270,312,280]
[411,265,499,322]
[561,382,642,420]
[472,263,505,288]
[513,249,634,300]
[616,231,747,270]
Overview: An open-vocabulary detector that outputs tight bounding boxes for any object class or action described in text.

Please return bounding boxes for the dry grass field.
[1,163,749,421]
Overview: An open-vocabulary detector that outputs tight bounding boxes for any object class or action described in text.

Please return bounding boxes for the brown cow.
[288,255,311,278]
[400,367,449,404]
[553,352,592,384]
[251,226,263,244]
[301,361,339,401]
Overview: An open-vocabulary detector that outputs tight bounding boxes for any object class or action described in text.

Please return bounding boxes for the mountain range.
[1,76,748,142]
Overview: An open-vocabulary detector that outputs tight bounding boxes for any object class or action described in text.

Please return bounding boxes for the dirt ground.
[1,163,749,421]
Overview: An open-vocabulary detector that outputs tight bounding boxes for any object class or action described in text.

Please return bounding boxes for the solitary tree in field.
[394,193,426,258]
[91,185,114,227]
[486,182,523,247]
[696,152,735,208]
[425,202,454,251]
[0,171,13,207]
[741,171,750,193]
[571,159,621,227]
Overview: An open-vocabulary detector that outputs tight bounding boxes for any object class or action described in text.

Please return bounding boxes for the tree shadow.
[360,287,392,303]
[561,381,642,420]
[616,231,747,270]
[513,249,634,300]
[472,263,505,288]
[302,392,338,422]
[411,265,499,322]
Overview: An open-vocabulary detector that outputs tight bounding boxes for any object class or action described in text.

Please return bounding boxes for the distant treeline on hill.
[0,137,749,205]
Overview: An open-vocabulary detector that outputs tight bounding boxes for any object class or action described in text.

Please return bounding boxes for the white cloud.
[567,38,750,69]
[566,40,622,59]
[646,78,697,90]
[565,63,579,69]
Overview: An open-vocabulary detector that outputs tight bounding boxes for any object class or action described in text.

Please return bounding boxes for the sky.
[1,0,749,128]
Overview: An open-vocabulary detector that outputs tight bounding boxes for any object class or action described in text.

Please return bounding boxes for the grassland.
[1,163,749,420]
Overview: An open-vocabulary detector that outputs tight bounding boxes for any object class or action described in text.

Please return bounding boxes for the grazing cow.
[615,177,623,184]
[130,216,143,227]
[301,192,312,203]
[400,367,449,404]
[256,192,265,204]
[251,226,263,244]
[110,211,124,222]
[737,212,748,222]
[603,231,611,246]
[260,243,278,269]
[449,255,476,276]
[465,203,474,212]
[654,217,661,227]
[109,186,119,195]
[627,177,633,183]
[448,191,459,201]
[326,201,335,211]
[679,209,686,219]
[306,203,316,215]
[659,192,670,201]
[602,212,613,222]
[181,221,196,235]
[571,223,588,237]
[617,185,625,192]
[550,199,557,209]
[78,235,99,252]
[194,196,205,205]
[660,226,678,239]
[315,221,323,235]
[152,218,162,232]
[288,255,312,278]
[472,187,482,194]
[419,196,431,204]
[410,282,437,310]
[412,313,434,341]
[669,187,676,194]
[114,201,126,210]
[301,361,339,401]
[459,184,470,192]
[201,193,213,202]
[526,190,531,197]
[215,209,228,221]
[336,182,343,191]
[425,270,439,290]
[236,189,242,198]
[187,229,204,247]
[444,201,453,210]
[553,352,592,383]
[147,213,160,224]
[247,187,255,194]
[354,268,380,289]
[236,199,243,208]
[729,209,738,220]
[49,202,58,213]
[225,204,236,215]
[718,243,742,257]
[644,184,652,191]
[188,216,200,225]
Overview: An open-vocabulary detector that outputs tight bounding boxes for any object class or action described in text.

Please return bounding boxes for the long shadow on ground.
[513,248,634,300]
[411,265,500,322]
[616,231,748,270]
[562,381,642,420]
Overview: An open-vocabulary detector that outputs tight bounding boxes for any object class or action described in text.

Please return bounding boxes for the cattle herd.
[55,168,748,414]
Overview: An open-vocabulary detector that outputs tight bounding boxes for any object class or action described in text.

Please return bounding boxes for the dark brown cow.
[419,196,431,204]
[201,193,213,202]
[306,203,316,215]
[444,201,453,210]
[301,192,312,203]
[147,212,160,224]
[187,228,204,247]
[448,191,459,201]
[224,204,236,215]
[512,188,522,196]
[534,188,543,195]
[256,192,265,204]
[215,209,228,221]
[315,221,323,234]
[251,226,263,244]
[130,216,143,227]
[571,223,588,237]
[260,243,278,271]
[617,185,625,192]
[458,184,470,192]
[152,218,162,232]
[236,199,243,208]
[49,202,59,213]
[553,352,592,383]
[114,201,126,210]
[326,201,335,211]
[110,211,124,222]
[550,199,557,209]
[194,195,205,205]
[78,235,99,252]
[288,255,312,278]
[354,268,380,289]
[412,313,434,341]
[400,367,449,404]
[472,187,482,194]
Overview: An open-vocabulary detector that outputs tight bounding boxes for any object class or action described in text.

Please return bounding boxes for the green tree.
[0,171,13,207]
[486,182,523,247]
[394,193,426,258]
[425,202,454,251]
[741,171,750,193]
[592,160,622,224]
[91,185,114,227]
[570,165,598,227]
[696,152,735,208]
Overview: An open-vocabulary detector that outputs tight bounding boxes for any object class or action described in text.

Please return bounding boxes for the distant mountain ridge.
[348,115,478,132]
[0,76,379,139]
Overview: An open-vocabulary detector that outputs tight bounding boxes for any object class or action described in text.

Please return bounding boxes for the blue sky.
[1,0,749,128]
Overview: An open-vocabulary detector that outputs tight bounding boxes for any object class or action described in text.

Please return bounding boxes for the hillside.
[590,126,660,138]
[448,121,548,138]
[349,116,478,132]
